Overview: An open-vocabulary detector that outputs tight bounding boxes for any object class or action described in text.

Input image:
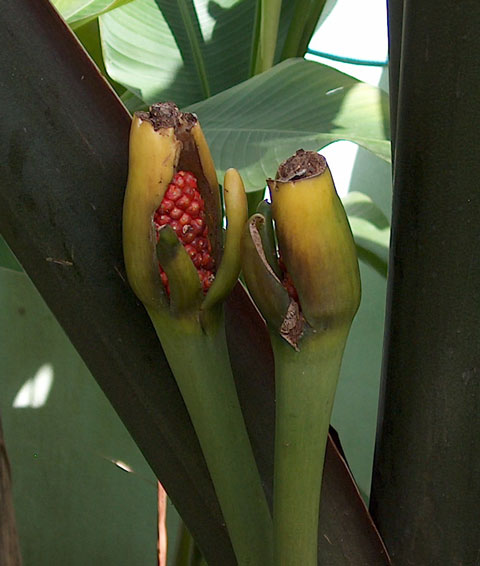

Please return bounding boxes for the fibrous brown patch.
[280,300,305,351]
[276,149,327,182]
[136,102,196,133]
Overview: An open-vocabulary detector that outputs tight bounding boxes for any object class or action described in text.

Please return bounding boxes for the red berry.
[184,172,197,187]
[186,200,200,217]
[160,199,174,213]
[156,171,215,295]
[192,237,206,251]
[176,194,191,210]
[182,229,195,244]
[191,218,204,236]
[170,207,182,220]
[179,213,191,226]
[165,185,182,201]
[170,220,181,234]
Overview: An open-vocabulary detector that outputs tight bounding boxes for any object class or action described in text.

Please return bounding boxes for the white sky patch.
[311,0,388,63]
[13,363,54,408]
[307,0,388,197]
[320,141,359,198]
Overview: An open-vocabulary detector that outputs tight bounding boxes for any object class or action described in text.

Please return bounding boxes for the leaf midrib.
[176,0,210,99]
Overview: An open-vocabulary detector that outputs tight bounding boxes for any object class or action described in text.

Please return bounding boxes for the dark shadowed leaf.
[371,2,480,564]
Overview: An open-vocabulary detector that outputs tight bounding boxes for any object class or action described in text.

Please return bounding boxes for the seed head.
[154,171,215,294]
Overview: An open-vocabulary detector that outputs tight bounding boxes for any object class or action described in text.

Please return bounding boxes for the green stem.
[251,0,282,75]
[148,308,273,566]
[271,327,348,566]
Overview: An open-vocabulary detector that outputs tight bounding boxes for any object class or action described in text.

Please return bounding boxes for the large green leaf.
[52,0,133,28]
[99,0,256,107]
[0,268,158,565]
[371,2,480,563]
[188,58,390,191]
[99,0,295,109]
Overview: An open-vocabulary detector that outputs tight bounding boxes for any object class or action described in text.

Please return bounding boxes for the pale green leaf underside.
[52,0,133,28]
[187,59,390,191]
[343,192,390,277]
[100,0,256,108]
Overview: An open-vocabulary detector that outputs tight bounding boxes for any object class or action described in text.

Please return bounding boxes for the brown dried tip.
[276,149,327,182]
[136,102,197,132]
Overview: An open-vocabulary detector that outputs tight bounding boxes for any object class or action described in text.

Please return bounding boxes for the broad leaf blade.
[371,2,480,563]
[0,268,158,565]
[99,0,256,107]
[52,0,133,27]
[188,59,390,191]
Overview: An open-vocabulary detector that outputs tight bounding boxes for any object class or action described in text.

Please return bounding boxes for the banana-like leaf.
[98,0,295,109]
[99,0,253,107]
[0,267,159,565]
[343,191,390,278]
[51,0,133,28]
[188,59,390,191]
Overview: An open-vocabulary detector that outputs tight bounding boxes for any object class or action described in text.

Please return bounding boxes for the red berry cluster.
[154,171,215,294]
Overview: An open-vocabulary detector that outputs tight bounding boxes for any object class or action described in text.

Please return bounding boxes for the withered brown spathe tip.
[276,149,327,182]
[136,102,197,132]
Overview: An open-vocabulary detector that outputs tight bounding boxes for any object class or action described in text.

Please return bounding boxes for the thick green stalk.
[271,327,349,566]
[148,308,273,566]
